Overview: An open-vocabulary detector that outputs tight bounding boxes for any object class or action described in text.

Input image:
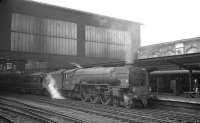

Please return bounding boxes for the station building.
[0,0,141,72]
[137,37,200,98]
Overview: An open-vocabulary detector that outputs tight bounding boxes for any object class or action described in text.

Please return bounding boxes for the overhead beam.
[167,59,190,70]
[167,59,200,70]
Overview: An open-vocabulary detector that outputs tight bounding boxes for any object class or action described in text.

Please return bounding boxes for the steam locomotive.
[0,65,154,108]
[60,66,154,108]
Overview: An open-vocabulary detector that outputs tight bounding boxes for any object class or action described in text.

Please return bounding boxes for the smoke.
[70,62,82,68]
[125,44,134,64]
[92,16,137,64]
[44,74,64,99]
[123,94,130,104]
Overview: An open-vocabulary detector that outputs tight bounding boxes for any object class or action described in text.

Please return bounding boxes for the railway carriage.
[0,72,46,94]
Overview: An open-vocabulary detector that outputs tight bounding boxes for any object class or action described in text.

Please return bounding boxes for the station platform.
[157,94,200,105]
[154,94,200,111]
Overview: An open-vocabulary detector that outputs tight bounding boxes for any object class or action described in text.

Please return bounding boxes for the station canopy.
[135,53,200,71]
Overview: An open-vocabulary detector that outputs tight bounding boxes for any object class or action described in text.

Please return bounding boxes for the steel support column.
[189,69,193,91]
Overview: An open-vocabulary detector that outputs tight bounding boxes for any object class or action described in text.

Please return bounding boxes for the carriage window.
[65,73,68,79]
[65,72,73,79]
[0,64,3,71]
[28,77,41,82]
[33,77,41,82]
[6,63,13,70]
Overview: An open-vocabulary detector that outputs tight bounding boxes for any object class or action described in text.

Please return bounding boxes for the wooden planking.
[42,19,77,39]
[10,13,77,56]
[85,25,131,45]
[85,25,131,59]
[43,37,76,55]
[11,32,37,52]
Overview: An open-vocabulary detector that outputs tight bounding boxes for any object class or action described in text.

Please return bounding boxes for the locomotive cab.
[123,67,153,108]
[129,67,148,96]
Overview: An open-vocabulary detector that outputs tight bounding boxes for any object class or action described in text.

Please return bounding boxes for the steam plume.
[44,74,64,99]
[125,44,134,64]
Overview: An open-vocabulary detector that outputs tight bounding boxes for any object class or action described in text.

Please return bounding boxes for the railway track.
[0,97,140,123]
[0,97,91,123]
[45,99,200,123]
[0,96,134,123]
[0,105,42,123]
[0,115,13,123]
[30,95,200,123]
[4,94,200,123]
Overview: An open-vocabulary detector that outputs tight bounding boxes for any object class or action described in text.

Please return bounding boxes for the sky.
[32,0,200,46]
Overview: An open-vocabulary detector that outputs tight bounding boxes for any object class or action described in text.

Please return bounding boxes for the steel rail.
[11,96,171,123]
[0,115,14,123]
[0,98,90,123]
[23,95,200,123]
